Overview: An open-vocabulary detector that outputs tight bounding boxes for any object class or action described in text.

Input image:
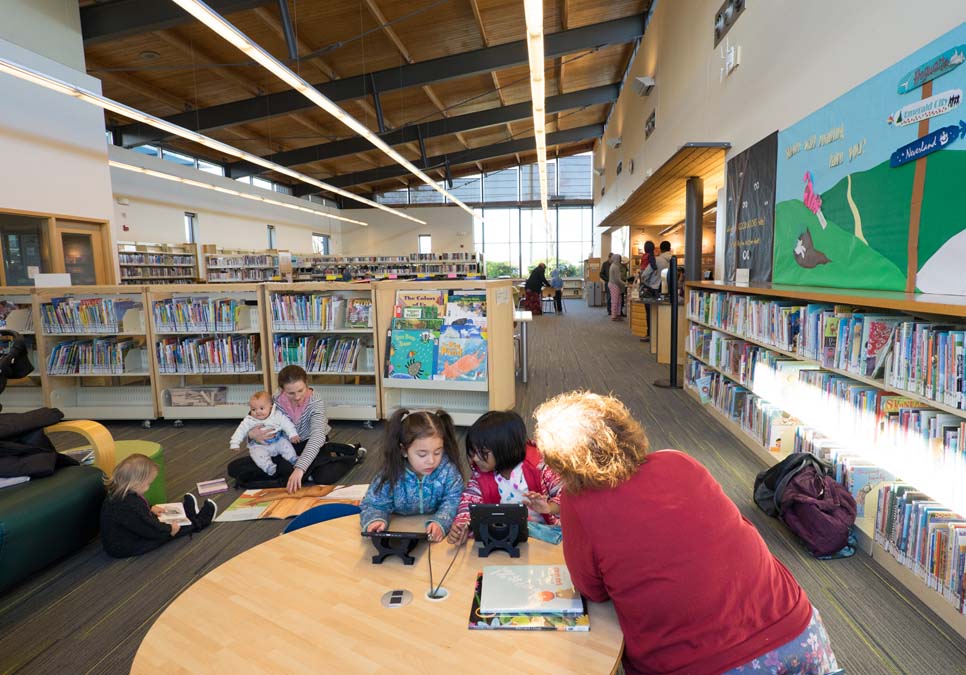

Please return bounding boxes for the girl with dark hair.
[446,410,561,544]
[359,409,465,542]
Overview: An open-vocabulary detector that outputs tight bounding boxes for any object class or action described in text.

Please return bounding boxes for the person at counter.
[607,253,625,322]
[524,262,552,315]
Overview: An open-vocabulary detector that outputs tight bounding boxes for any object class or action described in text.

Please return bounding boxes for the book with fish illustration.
[388,328,438,379]
[435,324,487,381]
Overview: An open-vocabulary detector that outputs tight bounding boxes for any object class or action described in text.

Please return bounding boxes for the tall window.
[184,212,198,244]
[267,224,277,249]
[312,233,330,254]
[418,234,432,255]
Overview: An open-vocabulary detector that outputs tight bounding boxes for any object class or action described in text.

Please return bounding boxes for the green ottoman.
[0,465,105,595]
[113,440,166,505]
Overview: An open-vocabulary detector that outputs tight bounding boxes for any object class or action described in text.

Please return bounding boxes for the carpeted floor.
[1,300,965,673]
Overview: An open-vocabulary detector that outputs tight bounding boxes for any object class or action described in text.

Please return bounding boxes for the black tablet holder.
[363,531,427,565]
[470,504,529,558]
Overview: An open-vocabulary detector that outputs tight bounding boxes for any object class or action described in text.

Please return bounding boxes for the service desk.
[639,298,685,365]
[132,516,623,674]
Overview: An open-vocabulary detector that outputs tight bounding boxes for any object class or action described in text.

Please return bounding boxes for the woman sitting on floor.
[532,391,840,675]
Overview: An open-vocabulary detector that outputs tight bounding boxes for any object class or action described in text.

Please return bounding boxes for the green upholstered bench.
[113,440,166,505]
[0,464,105,595]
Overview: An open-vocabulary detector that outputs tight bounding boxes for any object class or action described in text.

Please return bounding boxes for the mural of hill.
[916,148,966,268]
[774,200,907,290]
[819,159,915,274]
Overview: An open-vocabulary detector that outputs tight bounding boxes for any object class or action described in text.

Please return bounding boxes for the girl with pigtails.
[359,409,465,542]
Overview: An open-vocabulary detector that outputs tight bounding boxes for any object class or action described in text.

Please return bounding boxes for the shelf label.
[325,274,338,280]
[447,273,457,278]
[388,274,398,279]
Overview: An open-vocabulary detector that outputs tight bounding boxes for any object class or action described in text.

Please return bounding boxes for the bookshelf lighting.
[170,0,480,221]
[0,56,428,226]
[523,0,549,229]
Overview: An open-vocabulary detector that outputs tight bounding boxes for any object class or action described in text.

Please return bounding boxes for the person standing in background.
[550,267,564,313]
[608,253,625,321]
[599,254,611,316]
[524,262,552,315]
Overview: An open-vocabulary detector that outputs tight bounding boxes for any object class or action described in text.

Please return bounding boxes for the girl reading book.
[359,409,464,542]
[100,453,216,558]
[446,410,561,544]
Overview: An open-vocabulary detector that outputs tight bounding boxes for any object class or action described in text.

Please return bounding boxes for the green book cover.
[387,329,438,379]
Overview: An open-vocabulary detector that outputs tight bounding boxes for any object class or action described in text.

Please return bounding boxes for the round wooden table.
[132,516,624,673]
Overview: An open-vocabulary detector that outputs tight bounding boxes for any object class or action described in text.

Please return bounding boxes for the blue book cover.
[388,329,438,379]
[436,325,487,381]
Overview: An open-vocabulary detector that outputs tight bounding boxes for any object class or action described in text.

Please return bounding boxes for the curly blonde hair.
[533,391,649,492]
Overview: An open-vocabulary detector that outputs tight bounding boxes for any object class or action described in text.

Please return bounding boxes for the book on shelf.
[393,290,445,319]
[46,338,144,375]
[270,293,350,330]
[387,329,438,380]
[436,323,487,381]
[42,297,143,334]
[345,297,373,328]
[155,335,260,374]
[273,334,366,373]
[0,303,33,332]
[468,573,590,632]
[478,565,584,615]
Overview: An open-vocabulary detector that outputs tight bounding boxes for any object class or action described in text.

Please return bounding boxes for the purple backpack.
[778,466,856,557]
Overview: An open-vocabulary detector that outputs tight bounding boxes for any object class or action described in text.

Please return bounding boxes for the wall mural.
[774,23,966,294]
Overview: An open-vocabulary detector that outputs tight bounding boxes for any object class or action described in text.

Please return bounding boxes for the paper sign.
[27,266,39,279]
[33,273,72,287]
[735,268,750,284]
[495,288,510,305]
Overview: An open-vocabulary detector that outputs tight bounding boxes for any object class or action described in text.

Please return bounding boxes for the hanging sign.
[889,120,966,167]
[888,88,962,126]
[897,45,966,94]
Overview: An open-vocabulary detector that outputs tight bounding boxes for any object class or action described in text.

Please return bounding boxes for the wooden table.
[132,516,623,674]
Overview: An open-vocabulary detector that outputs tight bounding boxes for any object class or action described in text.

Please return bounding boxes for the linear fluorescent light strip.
[170,0,478,219]
[523,0,549,227]
[109,159,369,226]
[0,57,421,226]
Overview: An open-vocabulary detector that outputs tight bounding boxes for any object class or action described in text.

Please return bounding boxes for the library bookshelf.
[0,288,43,413]
[561,277,583,300]
[291,252,484,281]
[146,284,268,421]
[263,282,380,422]
[34,286,157,421]
[373,279,515,426]
[685,280,966,638]
[117,241,200,285]
[203,247,280,283]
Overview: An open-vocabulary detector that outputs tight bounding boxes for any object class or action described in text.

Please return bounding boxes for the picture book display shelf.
[684,280,966,638]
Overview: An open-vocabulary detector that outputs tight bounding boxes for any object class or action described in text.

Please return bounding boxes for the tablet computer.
[469,504,528,544]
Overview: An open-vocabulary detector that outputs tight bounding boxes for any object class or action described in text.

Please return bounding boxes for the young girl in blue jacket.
[360,409,465,542]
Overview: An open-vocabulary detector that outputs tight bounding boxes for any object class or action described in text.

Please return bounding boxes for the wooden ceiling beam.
[468,0,511,139]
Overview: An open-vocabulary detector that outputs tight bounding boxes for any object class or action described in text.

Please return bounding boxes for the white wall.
[594,0,966,225]
[339,206,474,255]
[0,0,85,71]
[109,146,347,253]
[0,35,114,224]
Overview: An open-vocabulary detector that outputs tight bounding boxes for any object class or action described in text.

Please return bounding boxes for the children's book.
[435,325,487,381]
[197,478,229,496]
[479,565,584,615]
[387,329,438,379]
[468,573,590,631]
[345,297,373,328]
[393,290,445,319]
[445,291,487,327]
[215,485,364,522]
[860,315,901,377]
[156,502,193,527]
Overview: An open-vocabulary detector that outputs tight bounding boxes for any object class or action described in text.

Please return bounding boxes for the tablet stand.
[369,534,421,565]
[477,522,522,558]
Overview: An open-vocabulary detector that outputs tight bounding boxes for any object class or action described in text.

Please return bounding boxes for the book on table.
[468,573,590,632]
[479,565,584,615]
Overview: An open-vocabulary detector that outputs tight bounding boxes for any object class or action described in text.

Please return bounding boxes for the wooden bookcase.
[0,288,43,413]
[117,241,200,285]
[203,247,281,283]
[262,282,380,422]
[561,277,583,299]
[146,284,268,421]
[34,286,157,421]
[292,252,485,281]
[373,279,515,426]
[684,280,966,638]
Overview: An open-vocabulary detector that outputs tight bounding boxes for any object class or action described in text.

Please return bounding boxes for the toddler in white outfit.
[229,391,301,476]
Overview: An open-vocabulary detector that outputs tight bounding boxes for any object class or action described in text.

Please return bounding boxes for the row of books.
[46,338,142,375]
[119,254,195,265]
[41,297,142,334]
[875,483,966,615]
[269,293,371,331]
[386,289,488,381]
[152,297,256,332]
[299,253,480,264]
[272,335,372,373]
[205,254,278,268]
[886,322,966,408]
[121,267,195,279]
[207,270,277,282]
[155,335,260,374]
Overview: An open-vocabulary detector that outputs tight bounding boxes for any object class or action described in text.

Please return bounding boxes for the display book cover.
[469,568,589,631]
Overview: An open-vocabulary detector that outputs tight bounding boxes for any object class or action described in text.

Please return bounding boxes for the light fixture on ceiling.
[0,56,427,225]
[606,136,622,149]
[522,0,549,228]
[170,0,478,220]
[139,50,161,61]
[109,160,369,226]
[632,75,655,97]
[659,221,683,236]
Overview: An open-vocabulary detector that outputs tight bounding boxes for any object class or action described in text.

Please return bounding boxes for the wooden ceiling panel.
[424,74,505,118]
[366,0,486,61]
[462,126,513,147]
[567,0,649,29]
[560,43,630,93]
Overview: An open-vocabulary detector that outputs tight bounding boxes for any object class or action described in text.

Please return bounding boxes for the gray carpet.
[1,301,965,674]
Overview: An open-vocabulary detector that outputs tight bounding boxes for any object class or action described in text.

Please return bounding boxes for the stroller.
[0,329,70,476]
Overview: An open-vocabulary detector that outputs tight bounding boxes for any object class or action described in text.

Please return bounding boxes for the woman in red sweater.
[533,391,840,675]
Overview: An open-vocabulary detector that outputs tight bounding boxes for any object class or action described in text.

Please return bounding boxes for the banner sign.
[897,44,966,94]
[724,131,777,282]
[888,89,961,126]
[889,121,966,167]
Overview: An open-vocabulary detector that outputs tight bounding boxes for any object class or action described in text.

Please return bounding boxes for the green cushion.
[114,440,165,506]
[0,465,105,595]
